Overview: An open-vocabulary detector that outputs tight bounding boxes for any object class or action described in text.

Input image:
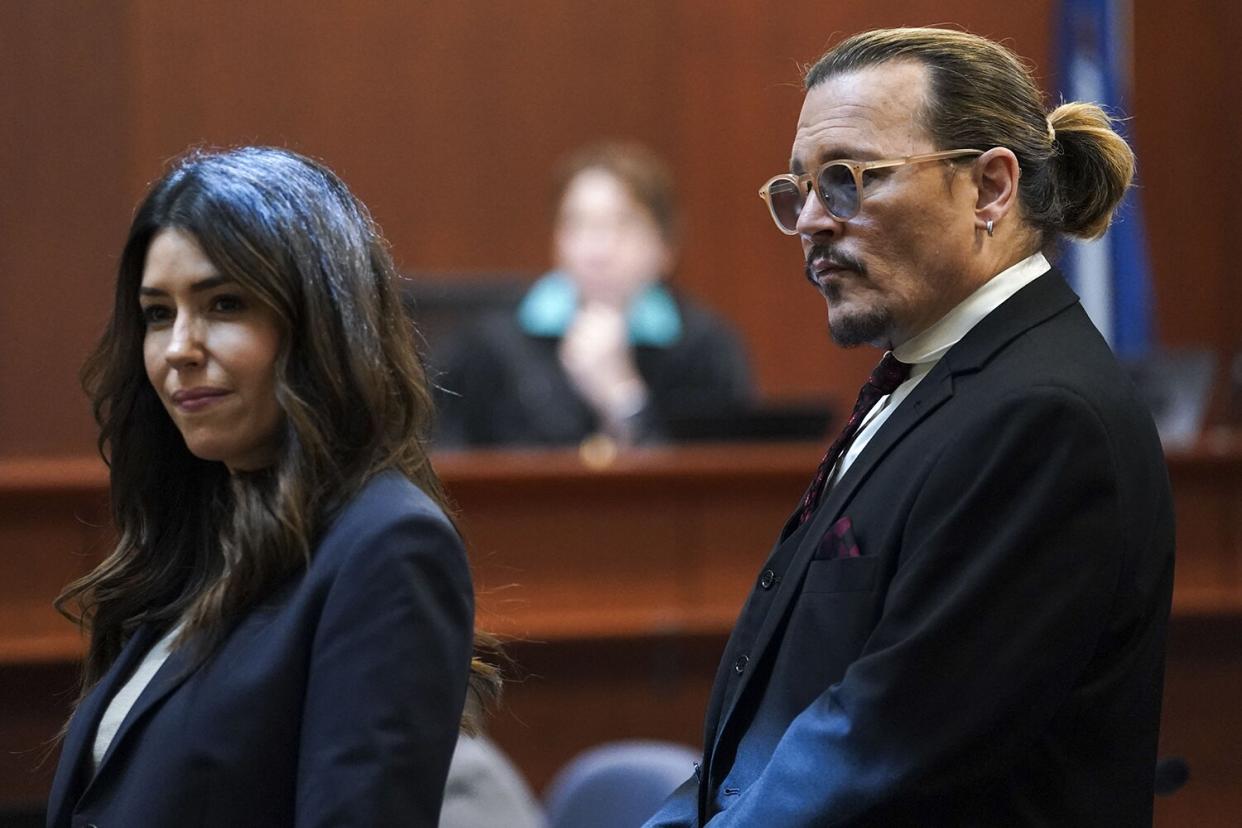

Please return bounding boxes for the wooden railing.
[3,442,1240,822]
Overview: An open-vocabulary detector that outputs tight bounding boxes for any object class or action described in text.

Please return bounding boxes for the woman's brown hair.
[553,141,681,244]
[57,146,498,726]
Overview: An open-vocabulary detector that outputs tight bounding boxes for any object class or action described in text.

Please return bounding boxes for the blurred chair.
[1154,755,1189,797]
[439,733,546,828]
[399,271,531,365]
[543,740,699,828]
[1121,347,1215,448]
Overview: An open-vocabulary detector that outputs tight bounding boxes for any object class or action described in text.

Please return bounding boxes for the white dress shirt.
[827,253,1052,490]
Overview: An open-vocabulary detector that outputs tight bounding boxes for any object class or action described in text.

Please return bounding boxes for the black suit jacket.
[47,471,474,828]
[647,270,1175,826]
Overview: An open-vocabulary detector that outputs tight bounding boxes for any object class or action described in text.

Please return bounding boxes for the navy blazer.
[647,270,1175,826]
[47,471,474,828]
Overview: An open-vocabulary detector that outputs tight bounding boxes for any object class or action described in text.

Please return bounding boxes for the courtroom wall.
[2,0,1237,459]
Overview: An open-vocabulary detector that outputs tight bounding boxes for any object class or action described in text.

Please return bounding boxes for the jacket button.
[759,569,776,589]
[733,654,749,675]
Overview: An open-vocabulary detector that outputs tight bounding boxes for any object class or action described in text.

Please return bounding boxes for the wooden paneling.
[1167,452,1242,613]
[0,2,131,457]
[0,663,79,809]
[2,444,1240,822]
[444,445,814,639]
[5,1,1237,457]
[3,1,1241,820]
[14,0,1212,464]
[0,458,110,664]
[1156,617,1242,826]
[1132,0,1242,353]
[4,2,1240,459]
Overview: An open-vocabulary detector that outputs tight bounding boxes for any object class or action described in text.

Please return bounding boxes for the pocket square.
[817,515,862,560]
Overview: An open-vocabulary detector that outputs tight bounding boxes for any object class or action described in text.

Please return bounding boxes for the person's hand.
[559,301,648,437]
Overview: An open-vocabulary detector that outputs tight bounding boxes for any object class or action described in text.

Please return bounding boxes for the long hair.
[805,27,1136,247]
[57,146,499,722]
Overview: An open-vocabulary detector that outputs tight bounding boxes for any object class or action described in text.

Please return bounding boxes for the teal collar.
[516,271,683,347]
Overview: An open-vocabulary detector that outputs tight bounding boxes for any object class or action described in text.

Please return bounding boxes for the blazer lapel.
[709,370,954,762]
[84,630,197,789]
[706,269,1079,761]
[46,625,159,827]
[815,268,1077,523]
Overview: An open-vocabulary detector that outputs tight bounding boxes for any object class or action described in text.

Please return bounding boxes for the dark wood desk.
[442,443,817,642]
[2,443,1240,823]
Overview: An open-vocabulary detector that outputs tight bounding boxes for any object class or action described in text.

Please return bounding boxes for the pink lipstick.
[171,387,230,412]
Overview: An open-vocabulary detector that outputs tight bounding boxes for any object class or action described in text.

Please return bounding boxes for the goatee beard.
[804,246,884,346]
[827,306,893,348]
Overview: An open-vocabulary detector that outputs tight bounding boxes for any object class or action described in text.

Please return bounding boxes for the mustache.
[803,245,866,287]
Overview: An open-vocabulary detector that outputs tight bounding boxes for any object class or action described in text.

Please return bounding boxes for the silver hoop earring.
[985,219,995,237]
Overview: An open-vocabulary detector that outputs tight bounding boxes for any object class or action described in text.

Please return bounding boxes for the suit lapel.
[708,369,954,761]
[706,269,1080,763]
[55,624,201,816]
[47,625,159,826]
[816,364,954,525]
[85,629,197,788]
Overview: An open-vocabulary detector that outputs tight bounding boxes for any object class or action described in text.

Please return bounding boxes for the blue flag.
[1055,0,1154,358]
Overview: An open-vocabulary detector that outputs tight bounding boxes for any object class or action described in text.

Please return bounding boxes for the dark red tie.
[796,352,912,525]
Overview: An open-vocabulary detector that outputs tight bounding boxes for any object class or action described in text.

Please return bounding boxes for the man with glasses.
[647,27,1173,827]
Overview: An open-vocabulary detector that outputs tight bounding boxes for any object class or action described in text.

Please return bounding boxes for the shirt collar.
[893,252,1050,366]
[516,271,683,347]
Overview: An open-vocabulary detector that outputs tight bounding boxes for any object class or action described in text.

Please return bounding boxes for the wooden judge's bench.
[2,442,1240,824]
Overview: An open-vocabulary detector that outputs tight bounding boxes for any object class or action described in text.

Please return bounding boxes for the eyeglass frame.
[758,149,984,234]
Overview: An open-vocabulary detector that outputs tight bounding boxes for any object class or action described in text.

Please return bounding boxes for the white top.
[827,253,1051,489]
[91,623,183,772]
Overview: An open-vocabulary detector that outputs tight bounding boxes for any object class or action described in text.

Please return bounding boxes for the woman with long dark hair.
[48,146,494,827]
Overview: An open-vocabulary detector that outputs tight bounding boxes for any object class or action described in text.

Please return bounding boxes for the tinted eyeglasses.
[758,149,983,234]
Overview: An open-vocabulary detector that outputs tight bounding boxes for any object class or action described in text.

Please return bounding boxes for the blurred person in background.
[435,142,752,449]
[48,146,494,828]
